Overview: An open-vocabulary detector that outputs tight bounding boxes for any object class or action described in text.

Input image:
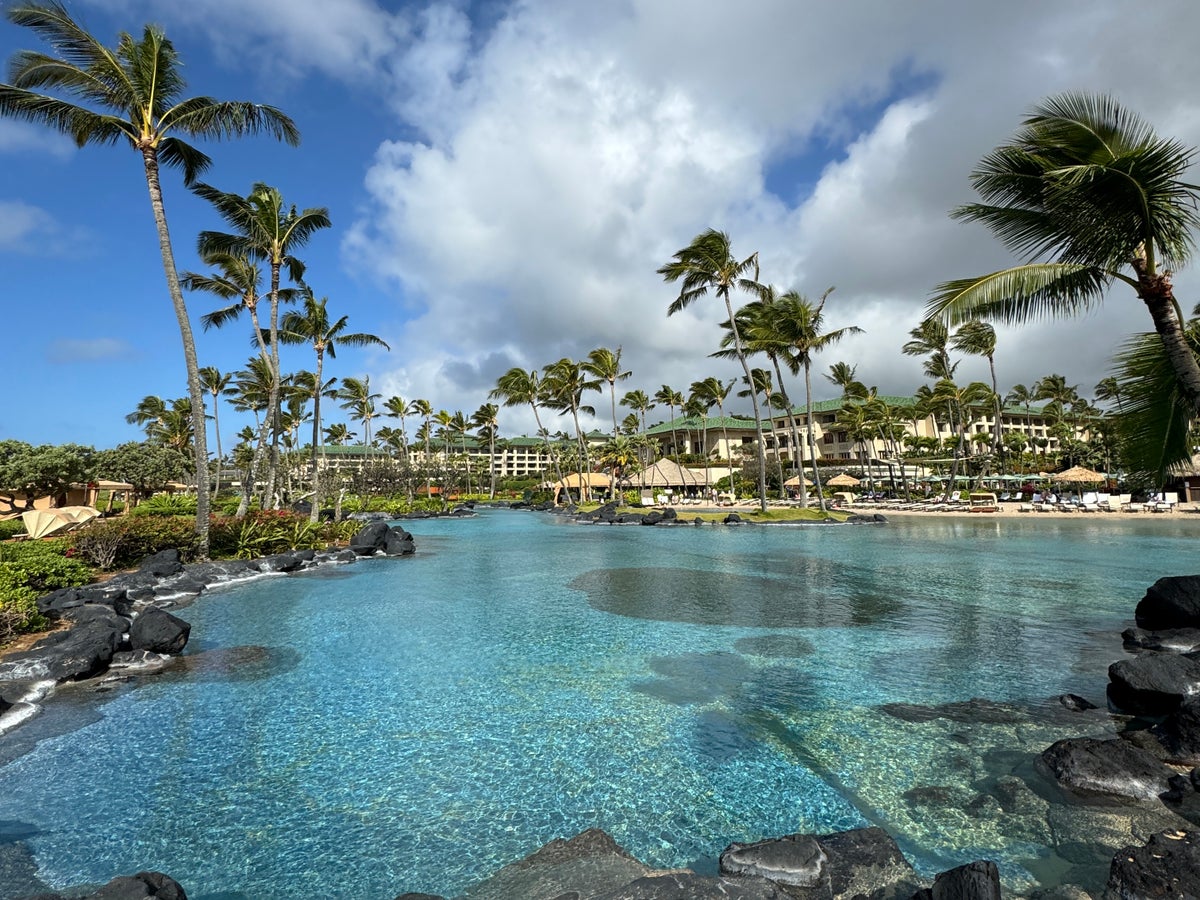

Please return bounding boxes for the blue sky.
[4,0,1200,451]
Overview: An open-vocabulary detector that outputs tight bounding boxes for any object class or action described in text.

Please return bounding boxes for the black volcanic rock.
[1107,651,1200,715]
[129,607,190,654]
[1135,575,1200,630]
[1040,737,1171,801]
[1107,830,1200,900]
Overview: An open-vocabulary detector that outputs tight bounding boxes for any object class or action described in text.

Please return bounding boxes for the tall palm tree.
[929,92,1200,417]
[383,396,414,467]
[231,356,275,429]
[902,319,956,381]
[931,379,995,489]
[653,385,684,461]
[542,358,599,498]
[659,228,769,511]
[278,290,389,519]
[490,368,564,488]
[690,377,734,474]
[1094,376,1124,413]
[337,376,382,449]
[950,321,1003,462]
[410,398,434,500]
[125,395,168,435]
[738,368,785,495]
[323,423,353,446]
[194,182,331,508]
[198,366,232,496]
[620,389,654,434]
[472,403,500,498]
[825,362,869,400]
[769,289,862,511]
[582,347,632,436]
[0,1,300,553]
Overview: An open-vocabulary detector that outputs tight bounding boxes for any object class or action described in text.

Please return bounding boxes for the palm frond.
[157,136,212,183]
[165,99,300,146]
[1111,329,1196,480]
[928,263,1109,325]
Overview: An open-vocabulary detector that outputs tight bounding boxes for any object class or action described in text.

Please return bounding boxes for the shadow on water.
[162,645,302,684]
[571,567,904,627]
[733,634,816,657]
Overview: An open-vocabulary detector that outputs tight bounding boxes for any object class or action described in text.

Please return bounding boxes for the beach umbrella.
[826,473,861,487]
[783,475,813,487]
[1055,465,1105,484]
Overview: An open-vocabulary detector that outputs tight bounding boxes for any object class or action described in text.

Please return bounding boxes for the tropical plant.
[658,229,769,511]
[0,1,300,555]
[929,92,1200,417]
[542,359,599,497]
[950,321,1003,461]
[194,182,330,510]
[198,366,232,495]
[278,290,389,520]
[903,318,956,381]
[472,403,500,498]
[582,347,631,436]
[490,368,565,488]
[653,385,684,460]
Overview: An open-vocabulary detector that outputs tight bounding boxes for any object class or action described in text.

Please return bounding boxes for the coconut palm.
[690,377,734,472]
[768,289,862,511]
[582,347,632,437]
[230,356,275,429]
[929,92,1200,417]
[194,182,331,508]
[125,395,168,435]
[337,376,382,450]
[198,367,233,496]
[410,398,434,500]
[278,289,389,519]
[323,423,353,446]
[950,321,1003,462]
[0,1,300,553]
[542,359,599,498]
[1094,376,1124,413]
[490,368,564,488]
[382,396,415,466]
[825,362,869,400]
[931,379,995,489]
[903,319,956,381]
[472,403,500,498]
[659,228,769,511]
[620,389,655,434]
[653,385,684,461]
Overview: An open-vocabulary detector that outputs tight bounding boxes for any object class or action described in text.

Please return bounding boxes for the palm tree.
[0,1,300,554]
[231,356,275,429]
[929,92,1200,417]
[620,389,654,434]
[659,228,769,512]
[931,379,995,489]
[542,358,599,498]
[278,290,389,519]
[410,398,434,500]
[582,347,632,437]
[653,385,684,461]
[826,362,869,400]
[690,377,734,474]
[198,367,232,496]
[738,368,785,495]
[125,395,168,435]
[950,321,1003,462]
[194,182,331,508]
[323,423,353,446]
[472,403,500,498]
[337,376,382,449]
[1094,376,1124,413]
[768,288,862,511]
[383,396,414,467]
[902,319,956,381]
[490,368,564,488]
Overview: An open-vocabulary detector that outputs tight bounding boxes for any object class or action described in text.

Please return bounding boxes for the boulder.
[1040,737,1171,801]
[592,872,785,899]
[349,521,390,555]
[383,527,416,556]
[1107,651,1200,715]
[641,511,663,526]
[1107,830,1200,899]
[0,616,122,682]
[719,827,916,900]
[84,871,188,899]
[661,507,677,521]
[1123,626,1200,654]
[460,829,649,900]
[252,552,308,574]
[724,513,743,525]
[719,833,829,892]
[928,860,1000,900]
[129,607,191,654]
[1058,693,1098,712]
[1152,695,1200,766]
[138,549,185,578]
[1135,575,1200,630]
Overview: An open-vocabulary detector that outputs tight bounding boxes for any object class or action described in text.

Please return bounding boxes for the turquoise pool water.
[0,511,1195,898]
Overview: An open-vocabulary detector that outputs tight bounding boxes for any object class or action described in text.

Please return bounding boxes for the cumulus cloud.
[0,200,89,255]
[0,121,74,158]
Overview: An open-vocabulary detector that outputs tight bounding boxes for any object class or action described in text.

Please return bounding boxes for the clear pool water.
[0,511,1195,898]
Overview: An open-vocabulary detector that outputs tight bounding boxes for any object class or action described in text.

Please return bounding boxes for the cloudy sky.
[3,0,1200,449]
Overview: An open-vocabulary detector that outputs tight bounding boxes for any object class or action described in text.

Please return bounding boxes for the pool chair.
[1152,492,1179,513]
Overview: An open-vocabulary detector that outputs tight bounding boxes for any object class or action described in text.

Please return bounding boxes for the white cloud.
[46,338,135,364]
[0,121,74,158]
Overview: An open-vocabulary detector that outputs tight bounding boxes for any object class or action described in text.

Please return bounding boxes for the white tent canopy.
[21,506,100,539]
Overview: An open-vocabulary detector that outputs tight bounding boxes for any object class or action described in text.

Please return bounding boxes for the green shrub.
[0,538,90,642]
[69,517,199,570]
[209,510,353,559]
[130,494,198,517]
[0,519,27,541]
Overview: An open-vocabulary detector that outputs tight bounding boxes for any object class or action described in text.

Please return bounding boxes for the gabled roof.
[632,458,711,487]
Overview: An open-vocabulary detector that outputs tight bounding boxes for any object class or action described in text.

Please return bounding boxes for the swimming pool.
[0,511,1192,897]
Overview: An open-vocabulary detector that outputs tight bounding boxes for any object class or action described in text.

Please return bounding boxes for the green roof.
[645,415,759,435]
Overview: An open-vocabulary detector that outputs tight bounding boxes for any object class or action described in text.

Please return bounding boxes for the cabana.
[631,459,711,504]
[553,472,612,505]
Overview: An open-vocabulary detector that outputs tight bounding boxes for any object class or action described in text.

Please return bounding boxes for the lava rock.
[1123,626,1200,653]
[1107,651,1200,715]
[129,607,190,654]
[724,513,743,525]
[1135,575,1200,630]
[719,833,829,891]
[1152,695,1200,766]
[1058,693,1098,711]
[1107,830,1200,899]
[383,526,416,556]
[928,860,1000,900]
[1040,737,1171,801]
[641,512,663,526]
[253,552,307,573]
[592,872,785,899]
[0,616,122,682]
[349,521,390,555]
[138,549,185,578]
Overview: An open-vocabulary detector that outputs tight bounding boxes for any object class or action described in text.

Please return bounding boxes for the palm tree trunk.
[266,261,284,509]
[723,291,769,513]
[803,364,826,512]
[570,403,591,501]
[141,148,210,556]
[770,354,806,506]
[211,393,223,500]
[309,348,325,523]
[1139,276,1200,418]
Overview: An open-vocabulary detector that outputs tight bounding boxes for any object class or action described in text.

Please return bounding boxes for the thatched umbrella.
[783,475,813,487]
[1055,465,1105,484]
[827,473,862,487]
